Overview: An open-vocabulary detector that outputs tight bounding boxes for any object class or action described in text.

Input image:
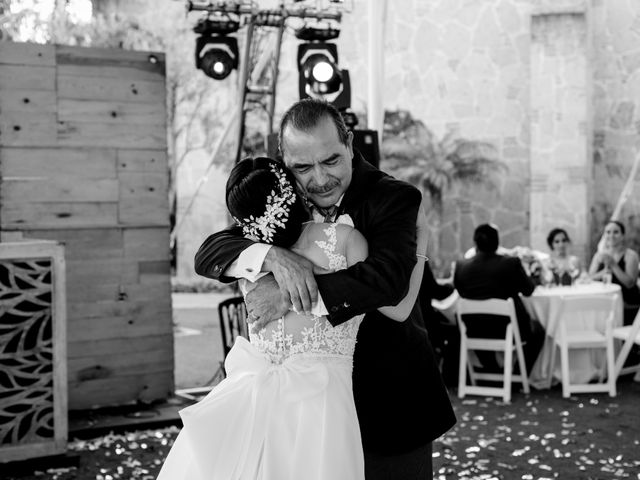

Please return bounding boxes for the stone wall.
[590,0,640,256]
[175,0,640,279]
[529,8,590,262]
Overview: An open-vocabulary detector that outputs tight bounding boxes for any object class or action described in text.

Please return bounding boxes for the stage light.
[297,41,350,110]
[301,52,342,94]
[194,16,240,80]
[196,36,238,80]
[298,42,343,93]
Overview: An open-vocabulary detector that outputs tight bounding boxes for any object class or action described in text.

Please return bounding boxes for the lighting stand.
[188,1,343,164]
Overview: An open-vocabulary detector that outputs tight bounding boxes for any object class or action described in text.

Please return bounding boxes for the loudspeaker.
[352,129,380,169]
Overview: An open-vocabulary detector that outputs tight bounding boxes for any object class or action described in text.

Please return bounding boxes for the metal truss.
[187,0,344,163]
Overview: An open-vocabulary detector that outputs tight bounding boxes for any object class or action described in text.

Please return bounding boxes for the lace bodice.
[245,223,362,365]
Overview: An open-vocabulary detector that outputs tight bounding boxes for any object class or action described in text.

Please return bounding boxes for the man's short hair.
[473,223,500,253]
[278,98,350,155]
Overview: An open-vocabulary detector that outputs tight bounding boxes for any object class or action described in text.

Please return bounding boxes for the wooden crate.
[0,241,67,463]
[0,41,173,411]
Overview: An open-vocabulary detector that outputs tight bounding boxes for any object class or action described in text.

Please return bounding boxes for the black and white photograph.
[1,1,640,479]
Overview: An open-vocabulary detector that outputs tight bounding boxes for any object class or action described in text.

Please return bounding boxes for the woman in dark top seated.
[589,220,640,324]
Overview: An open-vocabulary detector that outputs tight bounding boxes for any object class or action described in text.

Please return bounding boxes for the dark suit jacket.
[194,152,456,455]
[453,252,536,338]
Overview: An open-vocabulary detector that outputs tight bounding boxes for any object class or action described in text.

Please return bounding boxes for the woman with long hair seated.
[589,220,640,324]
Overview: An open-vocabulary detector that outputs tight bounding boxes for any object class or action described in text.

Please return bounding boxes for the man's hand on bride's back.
[262,246,327,314]
[245,275,290,331]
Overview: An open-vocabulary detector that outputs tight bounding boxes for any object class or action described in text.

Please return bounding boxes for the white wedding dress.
[157,222,365,480]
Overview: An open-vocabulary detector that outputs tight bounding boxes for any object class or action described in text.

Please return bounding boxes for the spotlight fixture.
[194,16,240,80]
[298,42,342,94]
[301,52,342,94]
[297,42,351,110]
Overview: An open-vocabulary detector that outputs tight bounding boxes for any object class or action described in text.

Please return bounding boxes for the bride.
[157,157,427,480]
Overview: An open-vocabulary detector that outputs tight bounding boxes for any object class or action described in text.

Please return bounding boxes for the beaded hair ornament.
[232,163,297,244]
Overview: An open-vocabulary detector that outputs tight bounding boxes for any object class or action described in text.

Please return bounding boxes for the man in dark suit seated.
[453,223,544,374]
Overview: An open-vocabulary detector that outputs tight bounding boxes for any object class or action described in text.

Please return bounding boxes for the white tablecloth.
[524,283,623,389]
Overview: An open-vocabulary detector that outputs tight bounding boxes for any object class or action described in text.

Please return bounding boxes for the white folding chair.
[548,295,617,398]
[613,308,640,379]
[456,298,530,403]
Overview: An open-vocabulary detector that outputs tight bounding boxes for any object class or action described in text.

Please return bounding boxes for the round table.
[524,283,623,389]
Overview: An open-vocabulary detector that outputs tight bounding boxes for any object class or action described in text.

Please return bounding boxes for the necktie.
[316,205,339,223]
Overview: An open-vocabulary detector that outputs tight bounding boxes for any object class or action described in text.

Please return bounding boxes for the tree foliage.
[381,110,507,208]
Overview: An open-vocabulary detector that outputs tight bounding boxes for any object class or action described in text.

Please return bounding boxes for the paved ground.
[8,378,640,480]
[172,292,232,390]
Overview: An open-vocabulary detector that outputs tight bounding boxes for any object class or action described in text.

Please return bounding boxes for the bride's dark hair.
[226,157,308,248]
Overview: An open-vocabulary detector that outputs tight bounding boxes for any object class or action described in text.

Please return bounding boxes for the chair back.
[456,297,518,338]
[556,295,617,337]
[217,296,248,358]
[613,305,640,378]
[455,297,529,402]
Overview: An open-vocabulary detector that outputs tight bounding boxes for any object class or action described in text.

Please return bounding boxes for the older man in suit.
[195,99,455,480]
[453,223,544,373]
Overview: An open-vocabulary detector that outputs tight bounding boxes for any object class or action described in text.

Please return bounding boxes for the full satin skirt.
[156,337,365,480]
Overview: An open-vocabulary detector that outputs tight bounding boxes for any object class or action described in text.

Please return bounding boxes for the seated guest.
[543,228,582,285]
[418,262,459,387]
[589,220,640,325]
[454,223,544,373]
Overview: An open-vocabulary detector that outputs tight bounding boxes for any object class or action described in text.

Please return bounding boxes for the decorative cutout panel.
[0,242,66,463]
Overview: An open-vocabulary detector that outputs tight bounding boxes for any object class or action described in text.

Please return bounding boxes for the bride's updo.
[226,157,308,248]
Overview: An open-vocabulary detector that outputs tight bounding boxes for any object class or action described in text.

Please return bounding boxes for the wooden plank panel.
[57,75,166,103]
[56,45,165,73]
[66,278,172,304]
[126,281,172,304]
[1,178,119,202]
[123,227,171,261]
[57,120,167,149]
[68,349,173,382]
[66,258,139,291]
[0,65,56,90]
[0,148,117,179]
[68,371,173,410]
[0,113,57,147]
[119,174,170,225]
[66,282,121,304]
[139,260,172,284]
[67,297,171,322]
[58,99,166,125]
[0,90,56,113]
[67,311,173,343]
[117,150,168,173]
[19,228,123,260]
[68,334,173,358]
[0,42,56,66]
[57,64,165,83]
[1,202,119,229]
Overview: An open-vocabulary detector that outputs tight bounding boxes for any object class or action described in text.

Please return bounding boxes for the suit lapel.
[339,151,384,222]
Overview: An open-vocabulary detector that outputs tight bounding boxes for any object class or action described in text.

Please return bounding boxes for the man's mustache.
[306,181,340,194]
